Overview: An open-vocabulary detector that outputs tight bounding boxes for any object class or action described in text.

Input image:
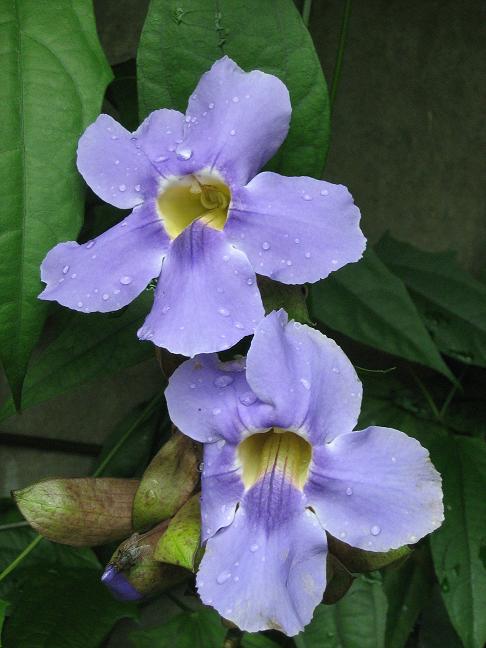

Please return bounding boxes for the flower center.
[156,172,231,240]
[237,429,312,491]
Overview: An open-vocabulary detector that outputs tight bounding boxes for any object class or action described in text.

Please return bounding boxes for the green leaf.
[328,535,411,574]
[295,575,388,648]
[241,634,280,648]
[418,584,462,648]
[137,0,329,177]
[0,293,154,422]
[130,608,225,648]
[0,599,8,647]
[376,234,486,367]
[0,0,112,406]
[154,494,201,571]
[309,249,454,381]
[429,435,486,648]
[383,545,434,648]
[3,567,137,648]
[258,277,310,324]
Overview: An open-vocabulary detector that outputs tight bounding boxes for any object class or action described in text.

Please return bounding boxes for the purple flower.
[39,57,365,356]
[165,310,444,635]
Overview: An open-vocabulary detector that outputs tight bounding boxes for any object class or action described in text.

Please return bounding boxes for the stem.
[0,535,42,583]
[439,367,467,419]
[0,521,30,532]
[302,0,313,27]
[410,369,441,422]
[329,0,352,109]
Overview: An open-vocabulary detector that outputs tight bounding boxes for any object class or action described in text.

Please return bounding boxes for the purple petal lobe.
[101,564,143,601]
[165,354,272,444]
[77,114,158,208]
[197,486,327,635]
[246,311,362,443]
[133,108,186,175]
[305,426,444,551]
[138,221,264,355]
[39,201,168,313]
[225,172,366,284]
[177,57,291,186]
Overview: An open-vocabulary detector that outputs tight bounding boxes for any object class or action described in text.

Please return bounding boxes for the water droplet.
[246,278,253,285]
[198,461,204,472]
[208,102,215,109]
[286,260,292,266]
[135,184,141,192]
[62,265,69,274]
[189,383,196,389]
[71,273,77,279]
[331,259,338,265]
[111,135,118,140]
[102,293,109,301]
[240,391,257,406]
[302,193,312,201]
[214,375,234,388]
[185,115,191,123]
[216,439,226,449]
[118,184,127,192]
[391,456,397,463]
[162,305,170,314]
[86,240,95,249]
[217,570,232,585]
[114,159,120,165]
[234,322,244,329]
[156,155,168,162]
[346,487,353,496]
[120,275,132,285]
[340,531,347,539]
[233,576,239,582]
[212,408,221,416]
[332,366,340,373]
[222,255,230,262]
[232,96,239,103]
[294,238,300,244]
[218,307,230,317]
[77,301,83,308]
[262,241,270,250]
[304,252,311,259]
[177,148,193,161]
[250,544,259,552]
[300,378,311,390]
[229,129,236,136]
[370,525,381,536]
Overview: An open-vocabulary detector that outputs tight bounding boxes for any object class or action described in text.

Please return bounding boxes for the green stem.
[410,369,441,422]
[0,390,165,582]
[301,0,313,27]
[329,0,352,109]
[0,535,42,583]
[0,521,30,532]
[439,367,467,419]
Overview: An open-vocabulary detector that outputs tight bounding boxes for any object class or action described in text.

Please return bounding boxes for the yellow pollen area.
[156,173,231,240]
[237,429,312,490]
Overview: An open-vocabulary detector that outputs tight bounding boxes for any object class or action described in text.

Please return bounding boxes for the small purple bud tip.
[101,564,143,601]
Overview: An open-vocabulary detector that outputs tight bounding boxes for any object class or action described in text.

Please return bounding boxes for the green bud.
[132,430,200,530]
[13,478,138,546]
[154,493,202,571]
[327,534,411,573]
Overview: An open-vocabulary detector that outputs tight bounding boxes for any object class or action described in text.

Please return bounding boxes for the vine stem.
[302,0,313,27]
[0,390,165,583]
[329,0,352,109]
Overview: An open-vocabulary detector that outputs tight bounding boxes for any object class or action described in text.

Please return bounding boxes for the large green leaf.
[383,546,434,648]
[130,608,225,648]
[309,249,454,381]
[429,435,486,648]
[0,293,154,422]
[241,634,280,648]
[0,0,112,406]
[418,584,462,648]
[0,599,8,646]
[3,567,137,648]
[376,234,486,367]
[137,0,329,177]
[294,575,388,648]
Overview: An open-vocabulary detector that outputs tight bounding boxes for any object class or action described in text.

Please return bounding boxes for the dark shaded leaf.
[130,608,225,648]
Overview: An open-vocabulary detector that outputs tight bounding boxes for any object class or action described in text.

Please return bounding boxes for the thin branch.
[329,0,352,109]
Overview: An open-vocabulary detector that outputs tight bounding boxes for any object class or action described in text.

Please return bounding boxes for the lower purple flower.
[165,311,444,635]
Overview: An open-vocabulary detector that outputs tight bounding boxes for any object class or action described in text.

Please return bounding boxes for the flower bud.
[132,430,200,530]
[154,494,202,571]
[102,521,187,600]
[13,478,138,546]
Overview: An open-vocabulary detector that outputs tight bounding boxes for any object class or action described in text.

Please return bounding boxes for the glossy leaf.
[295,575,387,648]
[137,0,330,177]
[418,584,463,648]
[3,567,137,648]
[258,277,311,324]
[429,435,486,648]
[241,634,280,648]
[0,598,8,645]
[130,608,225,648]
[0,293,154,422]
[328,535,411,574]
[0,0,112,405]
[309,248,454,381]
[376,234,486,367]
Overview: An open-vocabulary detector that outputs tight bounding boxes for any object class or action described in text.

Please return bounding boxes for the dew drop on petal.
[300,378,311,390]
[177,148,193,161]
[232,96,239,103]
[370,525,381,536]
[216,439,226,449]
[234,321,244,329]
[162,305,170,314]
[135,184,141,192]
[246,278,253,285]
[86,240,95,249]
[77,301,83,308]
[320,188,329,196]
[332,366,340,373]
[346,487,353,496]
[216,570,232,584]
[218,307,230,317]
[305,252,312,259]
[71,273,77,279]
[114,159,120,165]
[208,102,215,109]
[239,391,257,406]
[262,241,271,251]
[62,265,70,274]
[214,375,234,388]
[119,184,127,192]
[102,293,109,301]
[229,129,236,136]
[250,544,259,552]
[212,408,221,416]
[120,275,132,285]
[302,193,312,201]
[156,155,168,162]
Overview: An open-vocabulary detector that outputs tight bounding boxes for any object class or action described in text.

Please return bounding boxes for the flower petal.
[39,201,168,312]
[305,426,444,551]
[77,114,159,209]
[246,311,362,443]
[165,354,272,444]
[200,441,243,542]
[139,221,264,356]
[225,172,366,284]
[175,57,291,186]
[133,108,186,175]
[197,483,327,636]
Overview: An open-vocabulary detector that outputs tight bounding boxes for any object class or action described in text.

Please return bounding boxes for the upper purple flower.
[39,56,365,357]
[165,310,444,635]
